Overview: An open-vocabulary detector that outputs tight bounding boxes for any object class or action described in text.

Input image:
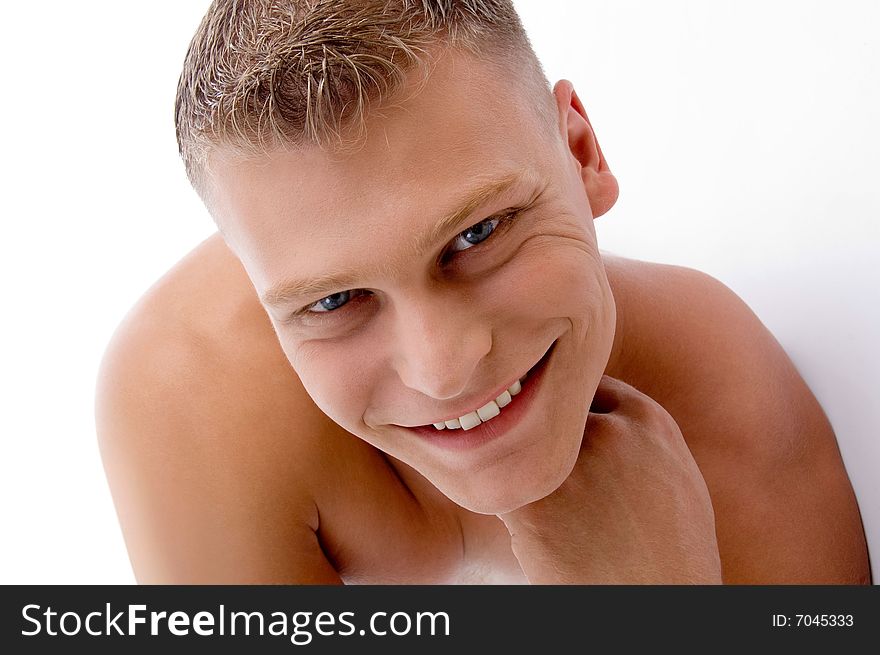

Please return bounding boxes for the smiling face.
[207,48,619,514]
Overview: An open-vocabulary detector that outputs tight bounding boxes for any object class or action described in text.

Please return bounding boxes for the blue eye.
[450,217,500,253]
[309,291,351,313]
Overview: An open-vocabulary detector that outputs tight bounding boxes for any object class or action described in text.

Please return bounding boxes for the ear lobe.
[554,80,619,219]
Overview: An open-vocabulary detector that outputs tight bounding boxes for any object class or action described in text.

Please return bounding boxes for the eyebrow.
[260,171,532,309]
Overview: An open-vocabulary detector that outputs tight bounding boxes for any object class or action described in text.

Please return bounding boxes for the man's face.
[209,50,617,514]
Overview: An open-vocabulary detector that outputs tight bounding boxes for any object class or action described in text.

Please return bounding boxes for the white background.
[1,1,876,583]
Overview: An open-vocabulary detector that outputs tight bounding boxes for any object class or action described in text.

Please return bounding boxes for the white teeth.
[431,376,528,430]
[476,400,500,421]
[459,411,481,431]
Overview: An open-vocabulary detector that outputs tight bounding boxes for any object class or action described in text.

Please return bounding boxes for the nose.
[392,290,492,400]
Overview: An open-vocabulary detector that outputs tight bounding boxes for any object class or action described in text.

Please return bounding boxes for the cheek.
[496,232,608,324]
[284,337,380,427]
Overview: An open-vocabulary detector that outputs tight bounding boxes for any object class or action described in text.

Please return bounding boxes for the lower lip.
[405,341,557,452]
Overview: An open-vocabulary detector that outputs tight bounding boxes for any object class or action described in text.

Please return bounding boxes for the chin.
[436,440,581,515]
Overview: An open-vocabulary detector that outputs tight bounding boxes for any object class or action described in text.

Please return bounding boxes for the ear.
[553,80,619,219]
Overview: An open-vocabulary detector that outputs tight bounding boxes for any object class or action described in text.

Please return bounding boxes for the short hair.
[174,0,555,199]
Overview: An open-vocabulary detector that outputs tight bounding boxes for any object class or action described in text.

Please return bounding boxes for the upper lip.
[393,341,554,428]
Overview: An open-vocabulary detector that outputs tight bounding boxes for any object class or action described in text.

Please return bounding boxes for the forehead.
[208,50,560,292]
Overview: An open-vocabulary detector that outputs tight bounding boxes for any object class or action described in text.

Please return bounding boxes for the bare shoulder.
[97,234,424,582]
[602,252,870,583]
[95,235,342,582]
[602,252,826,458]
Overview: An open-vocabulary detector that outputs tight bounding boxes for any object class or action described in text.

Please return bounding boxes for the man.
[96,0,870,584]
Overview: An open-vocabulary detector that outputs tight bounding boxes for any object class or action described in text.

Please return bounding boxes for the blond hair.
[174,0,554,196]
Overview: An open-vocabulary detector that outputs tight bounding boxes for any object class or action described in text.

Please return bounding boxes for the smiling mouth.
[429,375,527,431]
[418,341,555,432]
